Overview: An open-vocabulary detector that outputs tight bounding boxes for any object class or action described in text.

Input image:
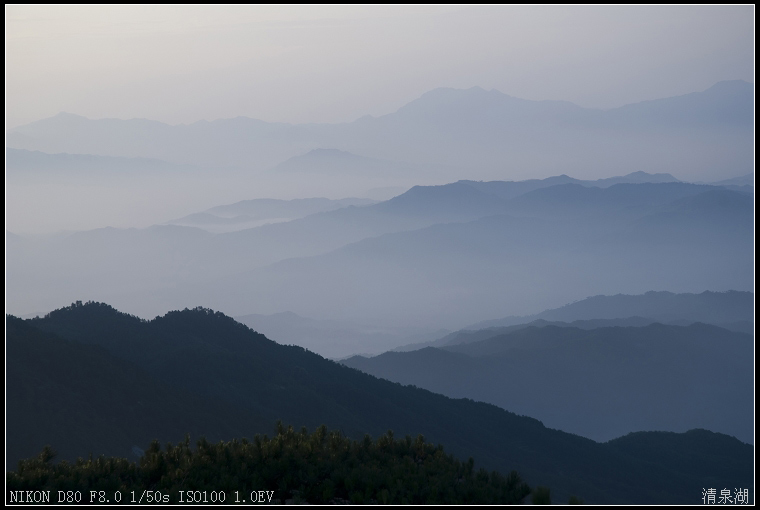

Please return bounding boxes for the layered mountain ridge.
[6,302,754,504]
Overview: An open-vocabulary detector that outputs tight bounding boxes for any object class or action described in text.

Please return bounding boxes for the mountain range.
[5,79,755,506]
[6,302,754,504]
[178,181,750,328]
[463,290,754,332]
[7,178,753,334]
[7,81,753,182]
[342,322,754,443]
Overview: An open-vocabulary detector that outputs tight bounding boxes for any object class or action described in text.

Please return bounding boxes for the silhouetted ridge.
[36,301,147,346]
[6,314,270,467]
[508,181,714,214]
[616,170,679,183]
[8,302,754,503]
[34,301,273,355]
[395,86,583,121]
[378,181,506,218]
[606,429,752,482]
[42,300,141,322]
[150,306,272,351]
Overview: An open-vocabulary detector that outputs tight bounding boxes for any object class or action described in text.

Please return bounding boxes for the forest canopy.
[7,422,532,505]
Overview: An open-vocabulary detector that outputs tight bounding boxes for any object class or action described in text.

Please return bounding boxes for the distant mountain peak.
[617,171,680,183]
[705,79,753,92]
[392,85,588,123]
[54,112,88,120]
[38,300,144,323]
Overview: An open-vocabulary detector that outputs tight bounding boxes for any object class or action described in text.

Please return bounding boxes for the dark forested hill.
[6,302,754,504]
[6,315,271,467]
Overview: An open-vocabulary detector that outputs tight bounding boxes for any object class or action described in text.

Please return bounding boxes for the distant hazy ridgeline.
[7,81,753,180]
[6,179,753,337]
[342,322,753,443]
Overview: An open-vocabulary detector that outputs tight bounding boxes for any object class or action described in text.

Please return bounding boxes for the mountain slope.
[6,314,270,468]
[8,302,753,504]
[342,323,754,443]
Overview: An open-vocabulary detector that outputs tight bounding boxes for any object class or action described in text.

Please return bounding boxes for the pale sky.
[5,5,755,128]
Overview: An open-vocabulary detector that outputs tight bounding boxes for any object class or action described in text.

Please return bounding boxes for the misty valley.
[5,80,754,504]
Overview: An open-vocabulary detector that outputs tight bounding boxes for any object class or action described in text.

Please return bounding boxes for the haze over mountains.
[393,290,754,352]
[7,171,753,336]
[6,81,753,234]
[6,2,756,503]
[342,322,753,443]
[464,290,754,332]
[166,196,377,233]
[234,311,451,360]
[339,290,755,446]
[7,177,752,333]
[5,79,755,504]
[7,81,752,182]
[6,148,233,233]
[186,182,751,327]
[6,303,754,504]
